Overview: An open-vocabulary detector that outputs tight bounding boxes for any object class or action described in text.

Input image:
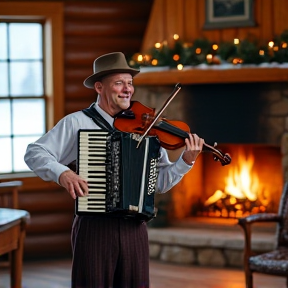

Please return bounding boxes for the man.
[24,52,204,288]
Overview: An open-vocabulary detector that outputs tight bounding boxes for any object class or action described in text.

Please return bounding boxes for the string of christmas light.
[128,30,288,70]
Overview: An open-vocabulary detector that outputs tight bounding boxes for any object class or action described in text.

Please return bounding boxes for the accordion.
[76,129,161,221]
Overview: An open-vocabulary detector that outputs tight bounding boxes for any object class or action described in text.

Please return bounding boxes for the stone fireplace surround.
[133,78,288,268]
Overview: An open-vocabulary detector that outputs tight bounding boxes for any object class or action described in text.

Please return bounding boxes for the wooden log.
[24,234,72,259]
[64,1,153,20]
[64,21,147,37]
[19,190,74,213]
[26,213,74,235]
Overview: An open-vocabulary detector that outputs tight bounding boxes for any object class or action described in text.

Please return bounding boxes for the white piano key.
[79,171,106,177]
[88,183,106,188]
[88,189,106,194]
[79,165,106,171]
[84,194,106,199]
[78,205,106,210]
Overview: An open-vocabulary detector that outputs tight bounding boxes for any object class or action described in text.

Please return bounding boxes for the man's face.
[95,73,134,116]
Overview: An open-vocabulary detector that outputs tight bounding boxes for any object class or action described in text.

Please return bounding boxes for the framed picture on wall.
[203,0,255,29]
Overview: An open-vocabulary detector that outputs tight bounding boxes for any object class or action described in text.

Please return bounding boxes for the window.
[0,22,45,173]
[0,2,64,177]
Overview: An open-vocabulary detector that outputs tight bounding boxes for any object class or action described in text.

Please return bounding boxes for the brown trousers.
[71,215,150,288]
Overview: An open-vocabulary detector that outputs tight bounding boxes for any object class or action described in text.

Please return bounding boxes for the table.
[0,208,30,288]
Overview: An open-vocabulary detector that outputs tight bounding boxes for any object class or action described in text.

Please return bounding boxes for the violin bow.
[136,83,182,148]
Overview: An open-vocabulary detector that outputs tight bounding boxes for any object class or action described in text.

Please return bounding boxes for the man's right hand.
[59,170,89,199]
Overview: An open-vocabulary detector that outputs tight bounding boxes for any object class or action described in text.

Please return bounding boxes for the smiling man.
[24,52,204,288]
[95,73,134,115]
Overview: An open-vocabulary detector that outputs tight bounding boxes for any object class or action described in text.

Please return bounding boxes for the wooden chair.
[238,181,288,288]
[0,181,23,267]
[0,180,22,209]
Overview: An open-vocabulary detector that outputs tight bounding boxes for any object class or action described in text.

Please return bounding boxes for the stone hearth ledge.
[148,227,276,268]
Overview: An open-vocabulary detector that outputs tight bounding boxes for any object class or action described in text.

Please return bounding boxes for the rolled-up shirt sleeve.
[156,147,194,194]
[24,115,79,184]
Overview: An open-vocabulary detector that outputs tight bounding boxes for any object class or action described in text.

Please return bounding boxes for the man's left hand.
[182,133,204,165]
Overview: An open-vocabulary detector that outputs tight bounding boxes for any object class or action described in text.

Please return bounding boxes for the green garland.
[128,30,288,68]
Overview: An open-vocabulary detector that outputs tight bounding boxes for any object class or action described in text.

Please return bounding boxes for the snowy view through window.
[0,22,45,173]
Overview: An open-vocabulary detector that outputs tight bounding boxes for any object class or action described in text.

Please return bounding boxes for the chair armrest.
[238,213,281,226]
[0,181,23,209]
[237,213,281,262]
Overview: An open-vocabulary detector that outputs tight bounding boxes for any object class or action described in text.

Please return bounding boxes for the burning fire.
[204,148,269,218]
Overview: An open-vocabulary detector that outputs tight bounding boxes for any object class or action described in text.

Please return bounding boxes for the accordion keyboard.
[77,130,109,213]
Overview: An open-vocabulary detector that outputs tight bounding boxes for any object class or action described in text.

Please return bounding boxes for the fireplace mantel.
[133,67,288,86]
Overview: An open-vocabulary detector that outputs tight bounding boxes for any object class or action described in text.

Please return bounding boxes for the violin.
[114,83,231,166]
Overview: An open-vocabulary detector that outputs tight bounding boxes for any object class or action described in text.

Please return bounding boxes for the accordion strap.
[82,103,114,132]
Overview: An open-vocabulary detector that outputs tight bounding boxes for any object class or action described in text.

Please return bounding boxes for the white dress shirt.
[24,103,193,194]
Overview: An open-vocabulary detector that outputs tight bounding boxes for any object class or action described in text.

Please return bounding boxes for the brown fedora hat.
[83,52,140,89]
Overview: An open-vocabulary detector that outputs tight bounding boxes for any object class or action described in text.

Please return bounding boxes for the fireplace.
[133,74,287,267]
[134,81,287,224]
[162,142,282,222]
[191,144,282,217]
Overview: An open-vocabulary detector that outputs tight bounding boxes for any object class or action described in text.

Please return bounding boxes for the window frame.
[0,2,64,180]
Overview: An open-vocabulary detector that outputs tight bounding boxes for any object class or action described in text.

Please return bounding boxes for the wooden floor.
[0,258,286,288]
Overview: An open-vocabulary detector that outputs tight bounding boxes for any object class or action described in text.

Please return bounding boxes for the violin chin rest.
[115,109,135,119]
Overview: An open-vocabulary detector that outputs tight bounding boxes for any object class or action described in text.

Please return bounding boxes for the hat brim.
[83,68,140,89]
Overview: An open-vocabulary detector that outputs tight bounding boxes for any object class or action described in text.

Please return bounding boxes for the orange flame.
[225,151,259,201]
[205,149,264,207]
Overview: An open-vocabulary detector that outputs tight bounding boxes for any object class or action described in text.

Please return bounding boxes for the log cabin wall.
[141,0,288,52]
[64,0,153,115]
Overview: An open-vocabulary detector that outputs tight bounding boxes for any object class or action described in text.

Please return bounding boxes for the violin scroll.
[203,142,231,166]
[213,153,232,166]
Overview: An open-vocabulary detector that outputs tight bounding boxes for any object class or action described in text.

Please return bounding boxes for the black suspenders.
[82,103,114,133]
